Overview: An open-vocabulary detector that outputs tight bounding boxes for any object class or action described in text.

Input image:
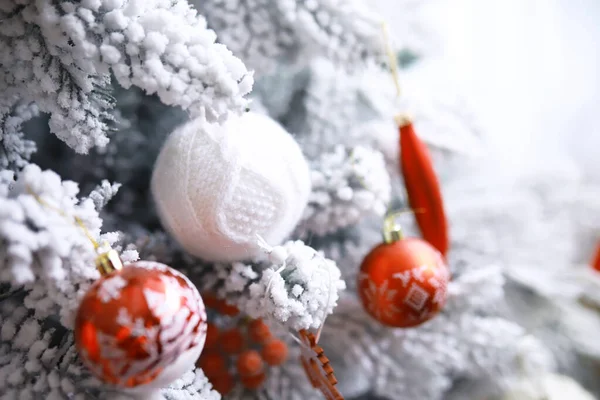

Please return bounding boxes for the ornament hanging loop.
[382,209,424,243]
[26,185,121,276]
[381,22,401,98]
[26,186,100,249]
[96,249,123,275]
[395,113,412,128]
[381,22,417,127]
[383,213,403,243]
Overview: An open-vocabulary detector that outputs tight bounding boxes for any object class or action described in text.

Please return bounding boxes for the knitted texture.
[151,112,311,262]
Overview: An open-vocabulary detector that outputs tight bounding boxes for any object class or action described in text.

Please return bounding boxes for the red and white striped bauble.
[74,260,207,391]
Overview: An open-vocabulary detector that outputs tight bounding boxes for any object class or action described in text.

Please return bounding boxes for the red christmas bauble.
[74,260,207,390]
[358,237,450,327]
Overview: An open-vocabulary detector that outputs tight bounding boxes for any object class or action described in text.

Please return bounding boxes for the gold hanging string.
[381,22,401,98]
[381,22,412,127]
[26,186,122,274]
[382,208,424,243]
[26,186,100,249]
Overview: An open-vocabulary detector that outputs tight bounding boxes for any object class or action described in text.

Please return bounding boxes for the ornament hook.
[381,22,413,127]
[382,209,424,243]
[95,249,123,274]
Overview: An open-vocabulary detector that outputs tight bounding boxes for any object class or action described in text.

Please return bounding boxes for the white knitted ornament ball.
[151,112,311,262]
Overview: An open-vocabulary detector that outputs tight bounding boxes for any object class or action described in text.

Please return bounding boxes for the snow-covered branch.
[193,0,383,73]
[0,164,137,327]
[195,240,346,330]
[86,180,121,211]
[296,145,390,238]
[192,0,298,72]
[275,0,384,67]
[0,0,253,153]
[0,101,38,170]
[160,370,221,400]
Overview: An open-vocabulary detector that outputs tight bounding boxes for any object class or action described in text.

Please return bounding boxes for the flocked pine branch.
[0,300,99,400]
[287,59,374,159]
[193,0,384,73]
[0,164,137,327]
[438,162,600,394]
[296,145,391,238]
[0,101,38,171]
[160,369,221,400]
[86,180,121,211]
[274,0,383,67]
[191,239,346,330]
[38,84,189,234]
[191,0,298,72]
[371,315,552,400]
[0,0,253,153]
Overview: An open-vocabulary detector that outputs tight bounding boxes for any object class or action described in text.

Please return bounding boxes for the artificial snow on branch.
[443,162,600,383]
[0,299,122,400]
[197,240,346,331]
[40,84,190,235]
[372,315,552,400]
[296,145,391,238]
[0,0,253,153]
[191,0,298,72]
[160,370,221,400]
[0,164,137,327]
[275,0,383,67]
[288,59,372,159]
[0,101,38,171]
[193,0,383,73]
[86,180,122,211]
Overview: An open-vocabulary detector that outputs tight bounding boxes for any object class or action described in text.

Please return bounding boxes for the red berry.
[240,372,267,389]
[197,352,228,378]
[205,323,220,349]
[211,373,235,395]
[261,339,288,366]
[248,319,272,344]
[217,302,240,316]
[219,328,245,354]
[236,350,264,377]
[202,292,221,310]
[203,292,240,316]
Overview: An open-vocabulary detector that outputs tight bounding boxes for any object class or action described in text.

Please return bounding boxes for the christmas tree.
[1,0,600,399]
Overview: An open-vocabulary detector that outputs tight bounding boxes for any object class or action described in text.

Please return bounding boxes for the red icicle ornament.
[380,22,449,257]
[398,115,449,257]
[591,241,600,272]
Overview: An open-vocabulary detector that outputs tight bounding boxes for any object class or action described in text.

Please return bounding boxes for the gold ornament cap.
[383,212,404,243]
[394,113,413,128]
[95,249,123,275]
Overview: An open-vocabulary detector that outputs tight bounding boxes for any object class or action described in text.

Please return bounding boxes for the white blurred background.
[377,0,600,176]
